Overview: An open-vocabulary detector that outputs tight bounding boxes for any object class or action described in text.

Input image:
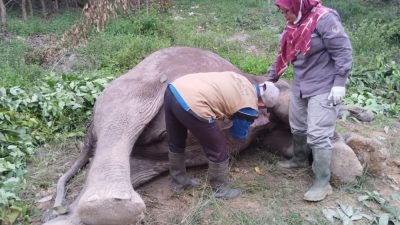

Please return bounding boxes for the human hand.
[265,71,279,83]
[251,108,269,127]
[328,86,346,105]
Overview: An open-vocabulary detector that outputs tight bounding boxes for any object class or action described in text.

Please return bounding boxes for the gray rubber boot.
[169,151,200,191]
[208,159,241,199]
[303,149,333,202]
[277,134,311,168]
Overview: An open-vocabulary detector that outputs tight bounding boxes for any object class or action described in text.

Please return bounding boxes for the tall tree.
[0,0,6,33]
[21,0,27,21]
[54,0,59,11]
[40,0,47,19]
[27,0,33,17]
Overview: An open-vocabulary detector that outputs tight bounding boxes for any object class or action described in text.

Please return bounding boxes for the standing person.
[164,71,279,199]
[266,0,352,201]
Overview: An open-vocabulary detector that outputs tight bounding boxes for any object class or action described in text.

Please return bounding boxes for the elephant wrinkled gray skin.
[44,47,291,225]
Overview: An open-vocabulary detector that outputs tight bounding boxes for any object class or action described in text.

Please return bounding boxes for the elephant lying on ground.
[43,46,291,225]
[44,47,361,225]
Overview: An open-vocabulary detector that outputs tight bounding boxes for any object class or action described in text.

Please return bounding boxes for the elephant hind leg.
[53,120,96,210]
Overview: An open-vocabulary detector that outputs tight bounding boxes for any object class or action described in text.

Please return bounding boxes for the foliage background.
[0,0,399,224]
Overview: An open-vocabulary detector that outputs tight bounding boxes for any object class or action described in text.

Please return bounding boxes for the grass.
[1,0,400,224]
[8,10,80,37]
[23,116,400,225]
[3,0,399,87]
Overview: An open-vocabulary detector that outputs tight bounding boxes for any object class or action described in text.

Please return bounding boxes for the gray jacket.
[267,11,353,98]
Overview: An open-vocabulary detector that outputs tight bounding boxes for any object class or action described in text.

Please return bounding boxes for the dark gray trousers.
[164,88,228,163]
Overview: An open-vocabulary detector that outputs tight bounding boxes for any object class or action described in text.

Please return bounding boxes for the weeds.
[0,0,399,224]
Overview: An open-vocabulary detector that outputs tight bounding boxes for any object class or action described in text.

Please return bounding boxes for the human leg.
[164,89,199,191]
[303,93,339,201]
[277,92,311,168]
[188,122,240,199]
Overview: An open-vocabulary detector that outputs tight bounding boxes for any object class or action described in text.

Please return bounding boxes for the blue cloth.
[230,118,252,140]
[238,107,258,118]
[229,107,258,140]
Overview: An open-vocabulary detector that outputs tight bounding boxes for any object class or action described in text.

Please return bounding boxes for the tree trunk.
[40,0,48,19]
[54,0,59,11]
[0,0,6,33]
[136,0,140,12]
[21,0,27,21]
[27,0,33,17]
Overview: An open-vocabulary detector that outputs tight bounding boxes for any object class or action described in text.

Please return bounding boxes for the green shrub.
[382,18,400,45]
[346,56,400,116]
[0,73,112,223]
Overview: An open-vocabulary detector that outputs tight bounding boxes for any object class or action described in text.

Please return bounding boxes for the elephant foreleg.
[76,139,145,225]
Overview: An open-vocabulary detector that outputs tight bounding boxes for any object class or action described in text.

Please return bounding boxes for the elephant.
[43,46,294,225]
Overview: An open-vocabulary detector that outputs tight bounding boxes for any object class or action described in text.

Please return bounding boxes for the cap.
[259,81,280,108]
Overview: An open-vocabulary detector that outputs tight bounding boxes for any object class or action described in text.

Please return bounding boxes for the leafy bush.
[0,73,112,224]
[345,56,400,116]
[1,0,399,224]
[382,18,400,45]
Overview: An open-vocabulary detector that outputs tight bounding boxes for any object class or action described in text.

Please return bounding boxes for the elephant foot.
[77,182,146,225]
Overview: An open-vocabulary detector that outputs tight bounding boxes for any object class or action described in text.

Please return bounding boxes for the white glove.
[328,86,346,105]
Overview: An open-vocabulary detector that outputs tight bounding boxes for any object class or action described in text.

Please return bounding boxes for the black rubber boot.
[208,159,241,199]
[277,134,311,168]
[303,149,333,202]
[169,151,200,191]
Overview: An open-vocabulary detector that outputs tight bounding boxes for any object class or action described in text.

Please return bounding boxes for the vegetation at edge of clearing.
[0,0,399,224]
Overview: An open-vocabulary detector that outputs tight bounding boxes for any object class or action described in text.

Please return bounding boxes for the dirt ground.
[26,117,400,225]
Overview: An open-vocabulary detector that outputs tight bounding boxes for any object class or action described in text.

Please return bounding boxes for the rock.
[344,133,389,176]
[347,106,374,122]
[331,140,363,186]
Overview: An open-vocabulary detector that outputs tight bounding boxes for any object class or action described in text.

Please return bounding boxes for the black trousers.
[164,88,228,163]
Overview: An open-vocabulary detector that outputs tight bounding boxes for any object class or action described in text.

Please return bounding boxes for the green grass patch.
[8,10,80,37]
[0,0,400,223]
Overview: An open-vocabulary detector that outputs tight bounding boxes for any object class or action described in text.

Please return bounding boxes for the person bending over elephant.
[165,71,279,199]
[265,0,352,202]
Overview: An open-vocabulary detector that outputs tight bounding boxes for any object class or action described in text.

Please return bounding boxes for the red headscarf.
[273,0,330,78]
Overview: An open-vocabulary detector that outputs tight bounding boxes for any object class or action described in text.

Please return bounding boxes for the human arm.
[265,61,279,82]
[317,12,353,103]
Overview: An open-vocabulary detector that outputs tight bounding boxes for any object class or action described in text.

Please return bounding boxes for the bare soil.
[26,118,400,225]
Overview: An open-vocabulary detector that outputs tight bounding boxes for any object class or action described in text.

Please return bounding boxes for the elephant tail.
[53,118,96,212]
